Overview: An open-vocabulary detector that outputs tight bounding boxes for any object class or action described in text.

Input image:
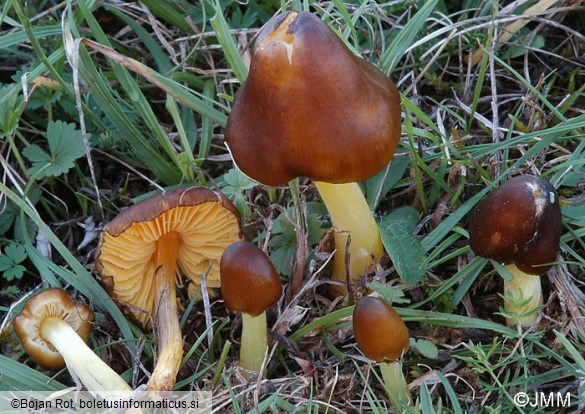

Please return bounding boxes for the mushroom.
[13,288,133,396]
[95,186,242,391]
[353,296,411,409]
[220,241,282,376]
[469,175,562,327]
[224,11,402,294]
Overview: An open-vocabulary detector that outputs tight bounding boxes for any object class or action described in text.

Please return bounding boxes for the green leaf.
[23,121,87,178]
[22,144,50,164]
[264,202,326,277]
[365,149,410,209]
[269,243,296,277]
[379,207,426,284]
[223,168,256,192]
[4,243,26,263]
[2,264,25,281]
[0,85,24,139]
[219,169,257,217]
[0,242,27,281]
[0,199,17,235]
[368,281,410,305]
[411,338,439,359]
[0,256,13,271]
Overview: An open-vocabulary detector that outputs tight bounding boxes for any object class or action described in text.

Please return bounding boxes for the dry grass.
[1,0,585,413]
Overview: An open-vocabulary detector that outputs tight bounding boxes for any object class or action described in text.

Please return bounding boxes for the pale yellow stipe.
[240,312,268,378]
[314,181,384,293]
[380,360,412,410]
[503,263,543,327]
[40,317,133,396]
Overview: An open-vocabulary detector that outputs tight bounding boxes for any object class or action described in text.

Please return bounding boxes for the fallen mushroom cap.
[95,186,242,326]
[353,297,409,363]
[225,11,401,186]
[220,241,282,316]
[469,175,561,274]
[13,288,94,371]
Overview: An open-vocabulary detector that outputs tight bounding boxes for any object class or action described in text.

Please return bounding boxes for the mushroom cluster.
[12,10,570,411]
[95,186,242,391]
[225,11,402,294]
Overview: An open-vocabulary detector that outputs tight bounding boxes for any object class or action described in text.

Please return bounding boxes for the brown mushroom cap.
[225,11,401,186]
[353,296,409,363]
[469,175,562,275]
[95,186,242,326]
[13,288,94,371]
[220,241,282,316]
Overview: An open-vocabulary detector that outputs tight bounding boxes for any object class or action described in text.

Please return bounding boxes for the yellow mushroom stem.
[40,317,132,397]
[240,311,268,378]
[147,232,183,392]
[379,360,412,410]
[314,181,385,293]
[503,263,543,327]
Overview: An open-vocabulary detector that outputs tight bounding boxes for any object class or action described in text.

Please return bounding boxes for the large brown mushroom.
[353,296,411,409]
[225,11,402,294]
[13,288,133,396]
[220,241,282,377]
[95,186,242,391]
[469,175,562,326]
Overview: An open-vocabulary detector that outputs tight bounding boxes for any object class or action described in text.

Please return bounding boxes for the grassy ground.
[1,0,585,412]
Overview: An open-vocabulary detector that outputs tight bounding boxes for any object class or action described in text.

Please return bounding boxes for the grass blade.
[380,0,439,73]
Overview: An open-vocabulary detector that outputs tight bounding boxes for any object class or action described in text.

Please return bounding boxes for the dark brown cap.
[13,288,94,370]
[220,241,282,316]
[225,11,401,186]
[95,186,242,326]
[353,296,409,363]
[469,175,562,275]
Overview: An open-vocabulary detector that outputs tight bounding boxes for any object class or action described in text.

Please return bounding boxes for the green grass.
[1,0,584,412]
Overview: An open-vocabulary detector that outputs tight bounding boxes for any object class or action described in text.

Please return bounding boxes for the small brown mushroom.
[469,175,562,326]
[225,11,402,294]
[13,288,132,396]
[95,186,242,391]
[353,296,411,409]
[220,241,282,376]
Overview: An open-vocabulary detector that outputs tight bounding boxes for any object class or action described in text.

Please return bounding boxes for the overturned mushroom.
[95,186,242,391]
[14,288,133,397]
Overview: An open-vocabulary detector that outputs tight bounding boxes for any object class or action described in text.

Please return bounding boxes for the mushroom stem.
[40,317,132,396]
[379,360,411,410]
[503,263,543,327]
[240,311,267,377]
[148,232,183,392]
[314,181,384,293]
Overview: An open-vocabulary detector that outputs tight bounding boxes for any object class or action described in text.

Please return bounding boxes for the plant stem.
[148,232,183,392]
[503,263,543,327]
[40,317,132,396]
[240,311,267,377]
[314,181,384,294]
[380,360,411,410]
